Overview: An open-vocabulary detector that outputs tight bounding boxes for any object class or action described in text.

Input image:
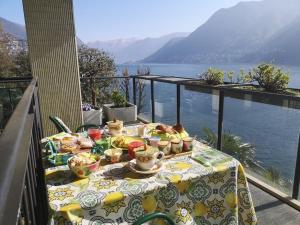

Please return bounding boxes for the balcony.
[1,75,300,225]
[1,1,300,224]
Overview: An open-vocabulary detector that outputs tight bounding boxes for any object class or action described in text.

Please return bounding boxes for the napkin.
[191,150,232,167]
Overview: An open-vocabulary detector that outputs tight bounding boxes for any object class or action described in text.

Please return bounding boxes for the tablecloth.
[46,142,257,225]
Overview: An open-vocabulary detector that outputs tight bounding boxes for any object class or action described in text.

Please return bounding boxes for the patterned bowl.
[67,154,101,178]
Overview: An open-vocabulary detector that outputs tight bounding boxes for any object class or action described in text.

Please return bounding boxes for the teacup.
[158,141,171,155]
[171,139,183,154]
[135,149,164,170]
[182,137,194,151]
[104,148,123,163]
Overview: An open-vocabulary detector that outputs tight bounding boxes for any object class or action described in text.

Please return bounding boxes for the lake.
[117,63,300,192]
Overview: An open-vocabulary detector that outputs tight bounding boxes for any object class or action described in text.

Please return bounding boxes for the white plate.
[127,159,163,175]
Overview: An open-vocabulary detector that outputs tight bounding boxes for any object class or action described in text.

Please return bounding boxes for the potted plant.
[82,103,103,125]
[229,64,300,97]
[103,90,137,122]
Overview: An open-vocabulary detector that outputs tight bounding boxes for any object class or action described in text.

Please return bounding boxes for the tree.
[121,67,130,101]
[12,50,31,77]
[78,45,116,106]
[136,67,150,114]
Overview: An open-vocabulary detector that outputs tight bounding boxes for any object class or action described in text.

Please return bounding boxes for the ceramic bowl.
[68,154,101,178]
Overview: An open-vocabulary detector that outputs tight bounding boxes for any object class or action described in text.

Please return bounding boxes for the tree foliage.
[200,67,224,85]
[78,45,116,106]
[250,64,290,92]
[0,23,14,77]
[11,50,31,77]
[0,23,31,77]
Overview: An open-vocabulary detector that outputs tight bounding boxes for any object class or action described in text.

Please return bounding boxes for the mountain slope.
[142,0,300,64]
[0,17,26,40]
[87,33,189,63]
[87,38,138,57]
[242,17,300,65]
[0,17,84,45]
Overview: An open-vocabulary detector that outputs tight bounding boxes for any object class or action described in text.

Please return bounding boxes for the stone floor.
[249,183,300,225]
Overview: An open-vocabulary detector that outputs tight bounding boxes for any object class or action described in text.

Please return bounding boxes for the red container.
[128,141,144,159]
[88,128,102,141]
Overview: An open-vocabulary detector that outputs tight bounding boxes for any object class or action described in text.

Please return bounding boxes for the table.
[46,140,257,225]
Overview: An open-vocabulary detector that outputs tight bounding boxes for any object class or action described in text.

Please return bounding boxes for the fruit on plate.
[112,136,127,148]
[148,123,189,141]
[68,153,101,178]
[111,136,145,149]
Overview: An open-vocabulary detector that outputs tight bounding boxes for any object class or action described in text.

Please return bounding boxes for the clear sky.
[0,0,254,42]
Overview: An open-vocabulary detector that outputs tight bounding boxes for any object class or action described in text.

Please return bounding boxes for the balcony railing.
[0,78,48,225]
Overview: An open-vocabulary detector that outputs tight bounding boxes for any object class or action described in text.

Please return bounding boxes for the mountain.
[0,17,26,40]
[87,38,138,58]
[87,32,189,63]
[0,17,84,45]
[242,17,300,65]
[142,0,300,65]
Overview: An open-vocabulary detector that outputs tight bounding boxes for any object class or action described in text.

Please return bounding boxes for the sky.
[0,0,254,42]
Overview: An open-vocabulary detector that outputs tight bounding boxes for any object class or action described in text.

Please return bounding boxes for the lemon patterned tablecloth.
[46,143,257,225]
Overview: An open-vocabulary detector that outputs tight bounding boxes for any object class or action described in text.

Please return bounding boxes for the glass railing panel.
[221,92,300,195]
[181,85,218,139]
[153,82,176,125]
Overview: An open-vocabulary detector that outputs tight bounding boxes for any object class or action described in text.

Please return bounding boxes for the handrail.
[0,76,32,83]
[0,78,48,225]
[0,79,36,224]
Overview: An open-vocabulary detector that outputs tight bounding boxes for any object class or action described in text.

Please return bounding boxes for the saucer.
[127,159,163,175]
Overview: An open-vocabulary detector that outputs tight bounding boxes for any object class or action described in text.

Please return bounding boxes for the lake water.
[117,63,300,190]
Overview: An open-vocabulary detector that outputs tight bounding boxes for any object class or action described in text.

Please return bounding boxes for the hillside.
[142,0,300,65]
[0,17,84,46]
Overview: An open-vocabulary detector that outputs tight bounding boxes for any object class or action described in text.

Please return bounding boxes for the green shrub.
[201,67,224,85]
[251,64,290,92]
[111,90,127,107]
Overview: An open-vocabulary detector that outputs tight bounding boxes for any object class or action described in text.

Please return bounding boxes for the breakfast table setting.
[41,120,257,225]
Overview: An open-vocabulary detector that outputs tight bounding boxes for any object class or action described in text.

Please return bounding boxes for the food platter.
[111,136,146,150]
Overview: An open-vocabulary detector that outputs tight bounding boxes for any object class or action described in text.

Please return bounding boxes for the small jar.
[158,141,171,155]
[182,137,194,151]
[171,139,183,154]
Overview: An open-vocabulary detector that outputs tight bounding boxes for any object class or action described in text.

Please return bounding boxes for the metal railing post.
[217,90,224,150]
[151,80,155,123]
[133,77,136,105]
[176,84,181,124]
[292,133,300,199]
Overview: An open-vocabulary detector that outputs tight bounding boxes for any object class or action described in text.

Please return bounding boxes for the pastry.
[60,143,78,153]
